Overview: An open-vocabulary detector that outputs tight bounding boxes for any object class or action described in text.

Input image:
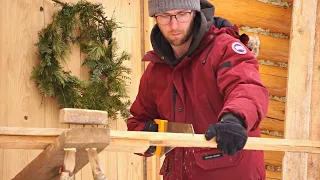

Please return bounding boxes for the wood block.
[12,128,110,180]
[59,108,108,125]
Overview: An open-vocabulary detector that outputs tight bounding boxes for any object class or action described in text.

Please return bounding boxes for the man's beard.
[165,21,194,46]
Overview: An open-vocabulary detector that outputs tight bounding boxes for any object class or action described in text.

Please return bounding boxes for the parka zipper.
[173,85,177,121]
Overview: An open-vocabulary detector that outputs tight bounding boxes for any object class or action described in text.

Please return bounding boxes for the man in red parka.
[126,0,269,179]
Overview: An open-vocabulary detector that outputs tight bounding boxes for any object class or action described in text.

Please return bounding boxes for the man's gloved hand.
[204,113,248,156]
[136,121,158,157]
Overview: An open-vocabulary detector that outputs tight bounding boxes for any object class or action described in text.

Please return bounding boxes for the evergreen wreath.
[32,0,131,120]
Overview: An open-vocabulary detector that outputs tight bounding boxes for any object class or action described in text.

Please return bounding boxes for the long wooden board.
[210,0,292,35]
[12,128,110,180]
[1,127,320,153]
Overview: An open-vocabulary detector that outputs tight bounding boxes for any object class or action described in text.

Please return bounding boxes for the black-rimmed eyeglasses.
[154,11,193,25]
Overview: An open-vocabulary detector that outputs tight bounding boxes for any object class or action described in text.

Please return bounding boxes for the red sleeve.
[216,38,269,131]
[126,64,160,131]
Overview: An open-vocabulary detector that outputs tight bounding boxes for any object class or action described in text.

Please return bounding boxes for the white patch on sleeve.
[231,42,247,55]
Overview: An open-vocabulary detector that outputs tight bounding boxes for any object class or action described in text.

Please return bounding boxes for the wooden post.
[60,148,76,180]
[283,0,320,179]
[87,148,107,180]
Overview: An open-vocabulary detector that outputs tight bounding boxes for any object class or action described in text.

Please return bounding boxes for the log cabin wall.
[0,0,292,179]
[209,1,292,179]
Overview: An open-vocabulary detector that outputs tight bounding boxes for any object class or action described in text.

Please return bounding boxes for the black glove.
[204,113,248,156]
[138,121,158,157]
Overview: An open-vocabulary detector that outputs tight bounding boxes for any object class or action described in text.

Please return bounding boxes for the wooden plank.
[59,108,108,125]
[283,0,319,179]
[308,1,320,179]
[210,0,292,35]
[0,0,46,179]
[267,100,285,120]
[0,135,56,149]
[261,74,287,97]
[260,117,284,133]
[1,128,320,153]
[259,64,287,78]
[12,128,110,180]
[242,31,289,63]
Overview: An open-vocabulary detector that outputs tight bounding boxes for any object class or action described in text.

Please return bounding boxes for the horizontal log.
[267,100,285,120]
[259,64,287,78]
[266,169,281,180]
[210,0,292,35]
[261,134,282,139]
[0,127,320,153]
[260,117,284,133]
[264,151,284,167]
[243,31,289,63]
[261,74,287,97]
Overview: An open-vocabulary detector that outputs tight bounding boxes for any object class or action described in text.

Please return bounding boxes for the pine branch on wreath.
[31,0,131,120]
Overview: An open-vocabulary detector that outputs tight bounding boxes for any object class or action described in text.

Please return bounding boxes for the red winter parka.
[127,2,269,180]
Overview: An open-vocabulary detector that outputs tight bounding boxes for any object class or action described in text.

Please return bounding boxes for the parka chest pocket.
[193,148,242,170]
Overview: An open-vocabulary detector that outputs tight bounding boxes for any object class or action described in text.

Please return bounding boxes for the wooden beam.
[59,108,108,125]
[308,1,320,179]
[283,0,320,179]
[1,127,320,153]
[12,128,110,180]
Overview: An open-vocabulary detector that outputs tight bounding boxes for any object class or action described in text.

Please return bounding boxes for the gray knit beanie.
[148,0,201,17]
